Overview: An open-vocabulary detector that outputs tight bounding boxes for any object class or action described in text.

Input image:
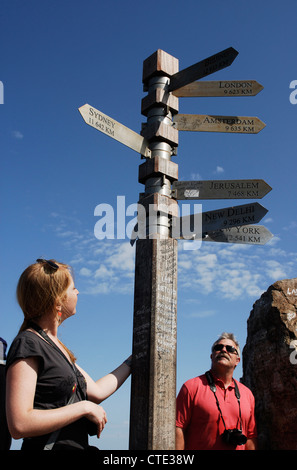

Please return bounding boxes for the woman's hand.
[84,401,107,438]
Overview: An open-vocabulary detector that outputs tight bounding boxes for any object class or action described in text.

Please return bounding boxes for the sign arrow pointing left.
[79,104,151,157]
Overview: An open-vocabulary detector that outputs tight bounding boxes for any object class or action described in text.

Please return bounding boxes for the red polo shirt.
[176,373,257,450]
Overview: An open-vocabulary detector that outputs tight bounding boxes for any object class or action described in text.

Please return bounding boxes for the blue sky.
[1,0,297,450]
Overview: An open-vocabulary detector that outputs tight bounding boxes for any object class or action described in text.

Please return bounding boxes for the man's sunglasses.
[213,343,238,355]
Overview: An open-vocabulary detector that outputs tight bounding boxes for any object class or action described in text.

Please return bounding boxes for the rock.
[242,278,297,450]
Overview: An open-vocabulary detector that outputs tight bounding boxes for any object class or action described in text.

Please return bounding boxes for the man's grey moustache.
[217,353,229,359]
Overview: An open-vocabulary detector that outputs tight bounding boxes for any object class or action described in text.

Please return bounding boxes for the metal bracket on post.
[139,52,179,239]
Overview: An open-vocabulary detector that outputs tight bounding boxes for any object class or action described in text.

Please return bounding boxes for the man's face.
[211,339,240,370]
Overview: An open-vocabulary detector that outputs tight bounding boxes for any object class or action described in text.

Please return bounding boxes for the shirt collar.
[210,371,235,390]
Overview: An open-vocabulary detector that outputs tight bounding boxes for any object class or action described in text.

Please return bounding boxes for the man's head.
[211,332,240,372]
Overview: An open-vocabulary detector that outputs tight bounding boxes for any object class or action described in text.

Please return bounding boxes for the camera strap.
[205,371,243,432]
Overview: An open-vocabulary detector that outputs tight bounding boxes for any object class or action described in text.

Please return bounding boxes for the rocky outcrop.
[242,279,297,450]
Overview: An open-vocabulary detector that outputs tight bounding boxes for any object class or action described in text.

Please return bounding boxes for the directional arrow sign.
[173,114,265,134]
[168,47,238,92]
[173,80,264,97]
[78,104,151,157]
[172,179,272,200]
[202,225,273,245]
[173,202,268,238]
[202,202,268,232]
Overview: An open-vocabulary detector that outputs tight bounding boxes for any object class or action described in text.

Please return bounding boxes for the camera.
[221,429,247,446]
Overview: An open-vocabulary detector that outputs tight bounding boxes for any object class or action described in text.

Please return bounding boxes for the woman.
[6,258,132,451]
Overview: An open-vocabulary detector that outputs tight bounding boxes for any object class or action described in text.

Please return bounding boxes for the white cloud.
[79,267,92,277]
[185,310,216,319]
[177,237,297,301]
[48,212,297,301]
[106,242,135,272]
[214,166,224,174]
[195,253,217,270]
[264,260,287,280]
[190,172,202,180]
[178,257,192,270]
[12,130,24,139]
[85,282,114,295]
[95,264,113,278]
[80,243,134,295]
[69,256,85,265]
[283,221,297,231]
[56,230,77,238]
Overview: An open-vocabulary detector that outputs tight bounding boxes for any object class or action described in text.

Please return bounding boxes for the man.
[176,332,257,450]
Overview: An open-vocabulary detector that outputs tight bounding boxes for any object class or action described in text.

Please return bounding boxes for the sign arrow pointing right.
[173,80,264,97]
[173,202,268,239]
[168,47,238,92]
[202,225,274,245]
[172,179,272,200]
[172,113,266,134]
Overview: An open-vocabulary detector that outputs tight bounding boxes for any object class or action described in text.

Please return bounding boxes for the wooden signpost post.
[129,50,179,450]
[78,47,272,451]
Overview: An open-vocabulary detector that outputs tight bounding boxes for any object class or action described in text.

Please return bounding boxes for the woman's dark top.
[6,330,90,450]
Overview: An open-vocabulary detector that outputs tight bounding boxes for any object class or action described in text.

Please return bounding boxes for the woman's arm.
[76,356,132,404]
[6,357,107,439]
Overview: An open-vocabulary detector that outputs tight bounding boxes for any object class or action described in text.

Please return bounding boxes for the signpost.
[78,46,272,451]
[172,179,272,200]
[173,113,265,133]
[173,80,263,97]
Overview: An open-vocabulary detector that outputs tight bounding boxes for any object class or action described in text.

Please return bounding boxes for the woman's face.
[61,278,79,319]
